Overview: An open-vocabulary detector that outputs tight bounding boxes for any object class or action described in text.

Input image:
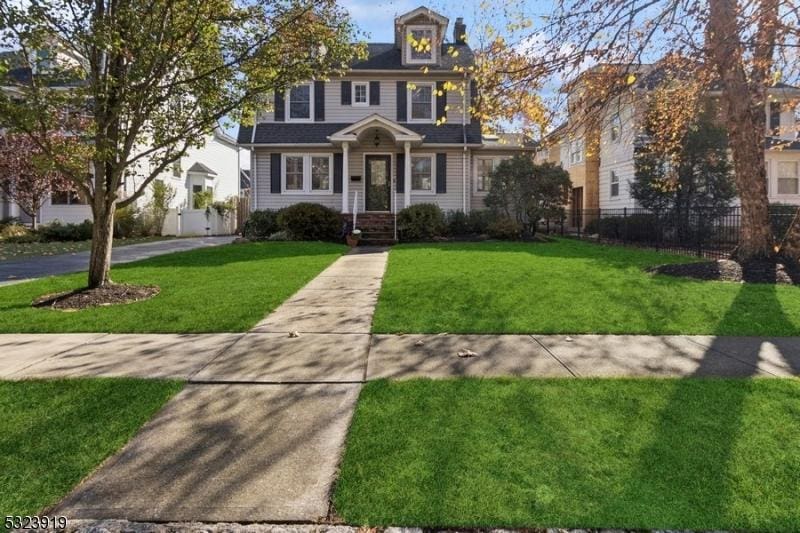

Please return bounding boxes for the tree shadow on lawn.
[590,284,800,531]
[107,241,346,271]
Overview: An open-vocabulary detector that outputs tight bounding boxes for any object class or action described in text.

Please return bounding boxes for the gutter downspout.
[462,73,468,213]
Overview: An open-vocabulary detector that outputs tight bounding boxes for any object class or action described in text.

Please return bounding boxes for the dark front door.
[365,155,391,212]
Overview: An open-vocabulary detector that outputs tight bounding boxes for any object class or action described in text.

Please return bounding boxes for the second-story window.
[610,113,621,142]
[288,84,312,120]
[353,82,368,106]
[569,139,584,165]
[407,26,435,63]
[409,83,434,121]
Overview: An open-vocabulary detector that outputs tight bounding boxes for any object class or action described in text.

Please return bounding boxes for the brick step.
[360,238,396,246]
[358,226,394,232]
[362,232,395,240]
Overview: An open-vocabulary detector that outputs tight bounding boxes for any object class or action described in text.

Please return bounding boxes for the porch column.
[342,141,350,213]
[404,141,411,208]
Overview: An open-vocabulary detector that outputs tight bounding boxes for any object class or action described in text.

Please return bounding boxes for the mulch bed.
[33,283,160,310]
[650,258,800,285]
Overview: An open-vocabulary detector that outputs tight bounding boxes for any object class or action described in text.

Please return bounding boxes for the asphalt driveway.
[0,236,235,284]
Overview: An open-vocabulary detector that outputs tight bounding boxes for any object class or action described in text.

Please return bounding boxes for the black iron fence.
[543,205,799,259]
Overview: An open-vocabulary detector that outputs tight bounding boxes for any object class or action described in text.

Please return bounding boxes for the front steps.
[350,213,397,246]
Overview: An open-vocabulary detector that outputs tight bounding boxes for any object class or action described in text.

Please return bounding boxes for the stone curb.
[44,521,728,533]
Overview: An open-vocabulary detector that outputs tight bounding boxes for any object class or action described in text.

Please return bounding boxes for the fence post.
[623,207,628,245]
[577,210,581,239]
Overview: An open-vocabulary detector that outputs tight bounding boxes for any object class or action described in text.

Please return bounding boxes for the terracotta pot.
[346,234,360,247]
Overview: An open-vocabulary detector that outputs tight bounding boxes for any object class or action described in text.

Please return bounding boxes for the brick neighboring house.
[540,65,800,222]
[238,6,533,244]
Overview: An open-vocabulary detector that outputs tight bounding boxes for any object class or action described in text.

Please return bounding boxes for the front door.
[365,155,391,212]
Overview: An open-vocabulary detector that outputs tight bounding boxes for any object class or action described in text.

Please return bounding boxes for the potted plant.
[346,228,362,247]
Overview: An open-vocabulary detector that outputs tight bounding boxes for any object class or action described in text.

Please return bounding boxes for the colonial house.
[541,65,800,221]
[0,50,247,234]
[237,6,533,244]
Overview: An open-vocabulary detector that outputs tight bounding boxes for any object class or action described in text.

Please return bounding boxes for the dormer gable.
[394,6,449,66]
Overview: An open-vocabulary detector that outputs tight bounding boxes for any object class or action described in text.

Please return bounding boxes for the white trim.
[610,170,620,197]
[405,25,437,65]
[352,81,369,107]
[281,153,334,194]
[410,153,436,194]
[286,83,314,122]
[776,160,799,196]
[407,81,436,123]
[363,152,394,212]
[609,113,621,143]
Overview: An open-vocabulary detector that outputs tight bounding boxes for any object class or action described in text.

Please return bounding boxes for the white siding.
[598,100,638,209]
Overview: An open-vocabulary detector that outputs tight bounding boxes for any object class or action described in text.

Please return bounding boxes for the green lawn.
[335,378,800,531]
[0,236,174,261]
[0,241,345,333]
[0,378,183,517]
[372,239,800,335]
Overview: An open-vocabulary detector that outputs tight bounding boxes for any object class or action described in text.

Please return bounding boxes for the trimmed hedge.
[277,203,342,241]
[243,209,282,240]
[397,204,446,241]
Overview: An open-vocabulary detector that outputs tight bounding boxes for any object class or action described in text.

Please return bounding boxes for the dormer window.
[406,25,435,64]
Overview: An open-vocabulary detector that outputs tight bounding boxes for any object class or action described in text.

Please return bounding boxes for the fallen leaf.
[457,348,478,358]
[289,331,300,338]
[414,340,425,347]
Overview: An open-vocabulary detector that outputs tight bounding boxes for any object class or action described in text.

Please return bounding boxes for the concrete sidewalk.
[0,236,235,284]
[4,332,798,381]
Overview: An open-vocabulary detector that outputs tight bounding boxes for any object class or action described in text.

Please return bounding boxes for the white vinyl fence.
[162,208,236,236]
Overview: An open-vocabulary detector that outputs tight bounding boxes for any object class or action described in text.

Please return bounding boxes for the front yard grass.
[0,241,345,333]
[334,378,800,531]
[0,378,183,518]
[0,236,174,261]
[372,239,800,335]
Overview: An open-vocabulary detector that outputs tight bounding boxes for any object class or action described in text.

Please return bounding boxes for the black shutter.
[333,153,343,193]
[436,81,447,122]
[274,92,285,122]
[270,153,282,193]
[396,153,405,193]
[314,81,325,121]
[770,102,781,134]
[396,81,407,121]
[436,153,447,193]
[341,80,351,105]
[369,81,380,105]
[469,80,478,110]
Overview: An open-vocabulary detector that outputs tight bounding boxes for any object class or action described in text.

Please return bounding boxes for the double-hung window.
[610,170,620,197]
[406,26,435,63]
[353,82,368,106]
[282,154,333,194]
[409,83,434,121]
[475,157,508,193]
[610,113,621,142]
[777,161,799,195]
[51,189,86,205]
[569,139,584,165]
[288,84,312,121]
[411,155,434,192]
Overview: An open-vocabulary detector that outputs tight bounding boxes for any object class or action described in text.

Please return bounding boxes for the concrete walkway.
[0,236,235,284]
[2,246,798,523]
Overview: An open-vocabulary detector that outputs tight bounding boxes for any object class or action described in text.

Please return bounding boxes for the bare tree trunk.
[707,0,773,260]
[87,157,116,289]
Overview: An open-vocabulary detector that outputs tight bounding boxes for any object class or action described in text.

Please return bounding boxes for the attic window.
[407,26,435,64]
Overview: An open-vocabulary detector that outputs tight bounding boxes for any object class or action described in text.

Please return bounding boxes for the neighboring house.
[238,6,533,243]
[540,65,800,220]
[0,49,248,233]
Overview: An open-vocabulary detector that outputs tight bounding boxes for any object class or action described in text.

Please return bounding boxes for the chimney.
[454,17,467,44]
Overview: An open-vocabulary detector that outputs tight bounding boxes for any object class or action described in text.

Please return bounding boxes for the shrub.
[114,205,140,238]
[445,210,470,237]
[277,203,341,241]
[467,210,496,235]
[397,203,446,241]
[243,209,281,240]
[38,220,93,241]
[585,214,659,242]
[0,221,34,241]
[267,230,291,241]
[487,217,522,240]
[193,189,213,209]
[146,180,176,235]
